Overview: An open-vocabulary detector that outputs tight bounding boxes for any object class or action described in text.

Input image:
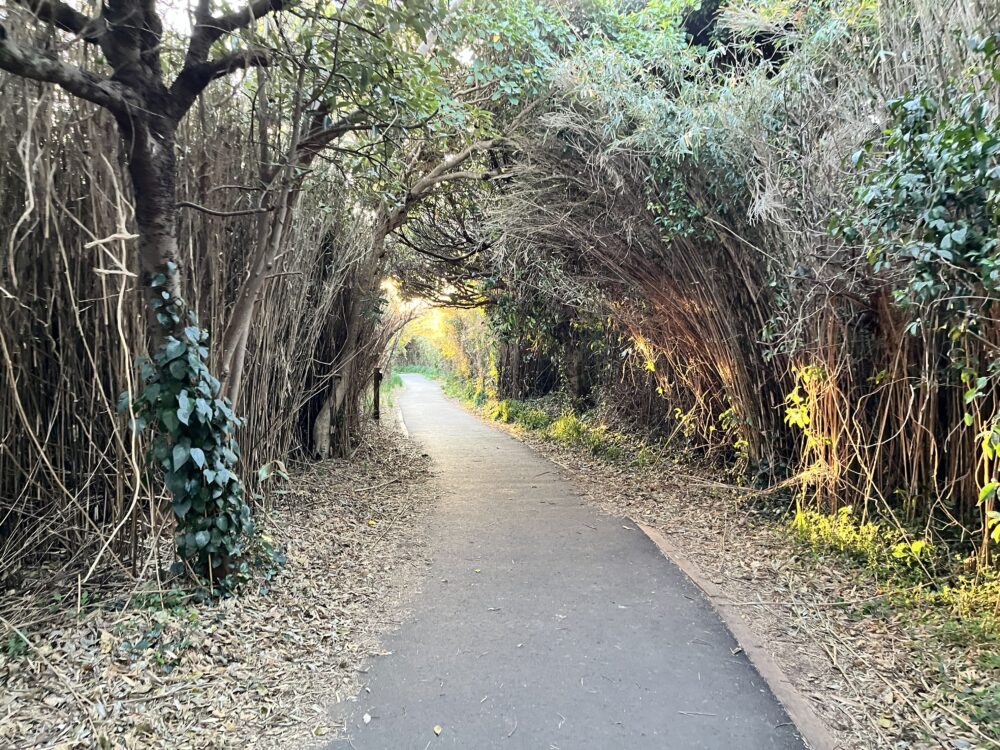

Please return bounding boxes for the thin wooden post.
[373,367,383,421]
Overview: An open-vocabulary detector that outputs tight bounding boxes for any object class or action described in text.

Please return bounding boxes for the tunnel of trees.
[1,0,999,600]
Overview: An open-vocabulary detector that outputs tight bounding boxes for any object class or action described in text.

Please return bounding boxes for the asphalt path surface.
[326,374,803,750]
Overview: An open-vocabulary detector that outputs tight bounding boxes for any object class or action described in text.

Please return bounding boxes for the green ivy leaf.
[195,398,213,422]
[173,443,190,471]
[163,339,185,361]
[177,390,193,425]
[162,410,180,433]
[169,359,189,380]
[190,447,206,469]
[173,498,192,519]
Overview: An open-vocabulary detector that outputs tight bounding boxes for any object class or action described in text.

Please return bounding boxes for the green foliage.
[890,538,931,567]
[485,399,553,431]
[5,632,28,658]
[843,34,1000,554]
[547,412,623,458]
[548,412,588,444]
[512,405,553,431]
[790,506,936,575]
[920,570,1000,636]
[443,374,487,406]
[850,66,1000,334]
[121,287,257,591]
[485,398,513,423]
[448,0,574,109]
[384,371,404,397]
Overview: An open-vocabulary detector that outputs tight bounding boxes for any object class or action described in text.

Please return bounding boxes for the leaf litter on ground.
[0,423,436,749]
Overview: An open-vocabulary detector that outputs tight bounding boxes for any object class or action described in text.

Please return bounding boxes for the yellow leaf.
[367,519,378,526]
[433,725,443,736]
[313,725,328,736]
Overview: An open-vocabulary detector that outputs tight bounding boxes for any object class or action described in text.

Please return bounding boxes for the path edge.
[634,520,841,750]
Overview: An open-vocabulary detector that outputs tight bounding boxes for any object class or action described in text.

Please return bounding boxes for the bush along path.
[454,383,1000,749]
[328,374,803,749]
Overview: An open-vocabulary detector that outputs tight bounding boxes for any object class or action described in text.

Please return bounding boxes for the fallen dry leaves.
[0,423,435,749]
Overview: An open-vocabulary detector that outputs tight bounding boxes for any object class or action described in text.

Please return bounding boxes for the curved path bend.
[327,374,804,749]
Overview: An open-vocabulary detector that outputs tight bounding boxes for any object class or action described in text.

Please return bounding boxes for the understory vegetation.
[3,0,1000,745]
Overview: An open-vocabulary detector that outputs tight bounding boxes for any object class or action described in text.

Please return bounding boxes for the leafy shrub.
[548,412,588,444]
[484,398,554,430]
[547,412,624,457]
[485,399,513,422]
[790,506,935,575]
[512,406,552,431]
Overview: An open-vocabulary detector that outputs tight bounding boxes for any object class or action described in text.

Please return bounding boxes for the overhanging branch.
[296,109,370,159]
[0,29,129,113]
[185,0,288,67]
[13,0,100,41]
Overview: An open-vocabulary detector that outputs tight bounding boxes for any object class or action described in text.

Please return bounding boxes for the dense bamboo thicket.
[484,0,1000,557]
[384,0,1000,565]
[3,0,1000,584]
[0,0,570,583]
[0,78,393,579]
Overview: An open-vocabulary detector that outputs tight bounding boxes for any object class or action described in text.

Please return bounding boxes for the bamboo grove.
[2,0,1000,586]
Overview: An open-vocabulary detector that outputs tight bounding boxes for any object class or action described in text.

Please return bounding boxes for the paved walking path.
[327,374,804,749]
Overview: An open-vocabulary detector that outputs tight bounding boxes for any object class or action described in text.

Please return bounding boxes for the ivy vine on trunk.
[119,284,256,588]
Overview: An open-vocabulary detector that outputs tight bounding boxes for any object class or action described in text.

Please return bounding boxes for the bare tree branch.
[185,0,288,67]
[407,138,508,197]
[13,0,99,40]
[296,109,370,158]
[170,48,270,114]
[176,200,275,217]
[0,28,129,113]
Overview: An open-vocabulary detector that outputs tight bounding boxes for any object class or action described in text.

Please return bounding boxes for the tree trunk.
[219,187,295,403]
[122,117,185,333]
[312,385,334,458]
